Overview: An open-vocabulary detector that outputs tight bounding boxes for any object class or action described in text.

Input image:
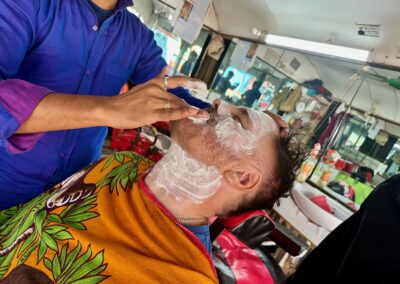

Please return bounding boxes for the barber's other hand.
[104,77,210,129]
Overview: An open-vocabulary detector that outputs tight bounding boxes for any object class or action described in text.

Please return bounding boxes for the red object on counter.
[310,195,333,214]
[335,159,346,170]
[343,162,354,173]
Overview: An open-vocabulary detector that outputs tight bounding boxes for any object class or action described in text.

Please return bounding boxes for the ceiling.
[155,0,400,66]
[148,0,400,122]
[210,0,400,67]
[209,0,400,122]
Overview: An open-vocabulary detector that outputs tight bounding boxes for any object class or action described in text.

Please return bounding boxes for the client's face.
[169,100,281,169]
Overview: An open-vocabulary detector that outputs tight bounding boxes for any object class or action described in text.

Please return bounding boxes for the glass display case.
[302,106,400,211]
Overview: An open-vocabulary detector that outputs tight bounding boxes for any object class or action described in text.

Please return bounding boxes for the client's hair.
[267,129,309,207]
[229,128,309,216]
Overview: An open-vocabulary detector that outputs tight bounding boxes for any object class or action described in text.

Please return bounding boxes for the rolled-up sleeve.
[0,80,52,153]
[0,0,53,153]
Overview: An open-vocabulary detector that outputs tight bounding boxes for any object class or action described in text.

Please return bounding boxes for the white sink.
[291,182,353,232]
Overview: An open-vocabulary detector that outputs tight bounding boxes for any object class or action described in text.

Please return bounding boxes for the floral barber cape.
[0,152,217,284]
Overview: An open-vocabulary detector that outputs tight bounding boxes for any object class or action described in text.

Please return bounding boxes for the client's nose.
[212,99,232,116]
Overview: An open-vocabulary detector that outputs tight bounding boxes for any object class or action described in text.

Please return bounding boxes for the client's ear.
[223,165,262,192]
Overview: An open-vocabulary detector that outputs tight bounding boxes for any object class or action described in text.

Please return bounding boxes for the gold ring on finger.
[164,100,171,110]
[163,75,169,90]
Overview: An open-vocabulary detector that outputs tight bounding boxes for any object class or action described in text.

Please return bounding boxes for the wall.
[204,3,219,31]
[254,46,320,82]
[385,122,400,137]
[132,0,154,23]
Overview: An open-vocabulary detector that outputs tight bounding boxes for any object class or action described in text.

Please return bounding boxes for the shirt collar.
[116,0,133,11]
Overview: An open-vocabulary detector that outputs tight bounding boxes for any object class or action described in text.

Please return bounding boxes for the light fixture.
[251,28,262,37]
[265,34,370,62]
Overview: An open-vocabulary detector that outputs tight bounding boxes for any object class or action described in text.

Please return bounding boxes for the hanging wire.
[336,72,360,103]
[392,87,399,122]
[308,78,365,179]
[366,80,374,103]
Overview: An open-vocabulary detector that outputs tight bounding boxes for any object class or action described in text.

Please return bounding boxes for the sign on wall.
[173,0,212,44]
[230,41,259,71]
[263,48,281,66]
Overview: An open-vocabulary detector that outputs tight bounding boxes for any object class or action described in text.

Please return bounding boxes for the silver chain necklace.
[177,217,209,225]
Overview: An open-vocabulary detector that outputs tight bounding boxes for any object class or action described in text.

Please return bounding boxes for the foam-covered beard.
[149,102,275,204]
[215,101,276,155]
[148,143,222,204]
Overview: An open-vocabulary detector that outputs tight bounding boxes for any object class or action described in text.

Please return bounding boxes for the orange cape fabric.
[0,152,218,283]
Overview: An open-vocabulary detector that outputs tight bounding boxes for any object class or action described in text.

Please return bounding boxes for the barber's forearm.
[16,76,210,134]
[16,93,109,134]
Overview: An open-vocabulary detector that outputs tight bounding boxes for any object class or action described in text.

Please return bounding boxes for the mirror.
[199,36,400,212]
[127,1,400,213]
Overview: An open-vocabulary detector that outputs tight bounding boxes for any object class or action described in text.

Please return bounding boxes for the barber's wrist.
[95,96,115,127]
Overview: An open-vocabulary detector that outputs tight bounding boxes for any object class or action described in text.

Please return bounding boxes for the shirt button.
[92,25,98,31]
[60,153,65,158]
[86,70,91,75]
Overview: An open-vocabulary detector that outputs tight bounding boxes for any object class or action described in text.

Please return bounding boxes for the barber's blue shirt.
[89,0,115,27]
[0,0,209,209]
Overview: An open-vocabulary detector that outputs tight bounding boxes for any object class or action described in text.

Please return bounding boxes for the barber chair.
[211,210,309,284]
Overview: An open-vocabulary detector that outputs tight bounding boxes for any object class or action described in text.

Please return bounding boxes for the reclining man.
[0,100,305,283]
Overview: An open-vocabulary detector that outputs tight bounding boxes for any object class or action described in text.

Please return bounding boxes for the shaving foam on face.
[183,81,211,125]
[215,101,277,155]
[148,143,222,204]
[183,81,208,91]
[184,81,210,99]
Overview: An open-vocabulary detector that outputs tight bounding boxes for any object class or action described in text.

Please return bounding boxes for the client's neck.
[145,143,222,226]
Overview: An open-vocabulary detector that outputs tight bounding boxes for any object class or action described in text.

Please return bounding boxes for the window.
[306,109,400,211]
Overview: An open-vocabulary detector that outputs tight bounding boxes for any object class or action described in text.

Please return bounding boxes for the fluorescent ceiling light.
[266,34,370,62]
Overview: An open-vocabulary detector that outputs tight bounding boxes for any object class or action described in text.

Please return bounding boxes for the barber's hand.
[105,76,210,129]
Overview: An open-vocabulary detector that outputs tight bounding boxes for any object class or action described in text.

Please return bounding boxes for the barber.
[0,0,210,209]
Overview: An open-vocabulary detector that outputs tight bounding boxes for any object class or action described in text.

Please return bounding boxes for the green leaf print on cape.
[0,164,102,282]
[0,152,150,282]
[96,152,153,195]
[43,242,108,284]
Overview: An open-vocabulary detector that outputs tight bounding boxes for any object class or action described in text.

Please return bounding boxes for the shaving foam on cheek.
[215,103,277,155]
[215,101,255,154]
[148,143,222,204]
[215,116,257,154]
[247,108,277,135]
